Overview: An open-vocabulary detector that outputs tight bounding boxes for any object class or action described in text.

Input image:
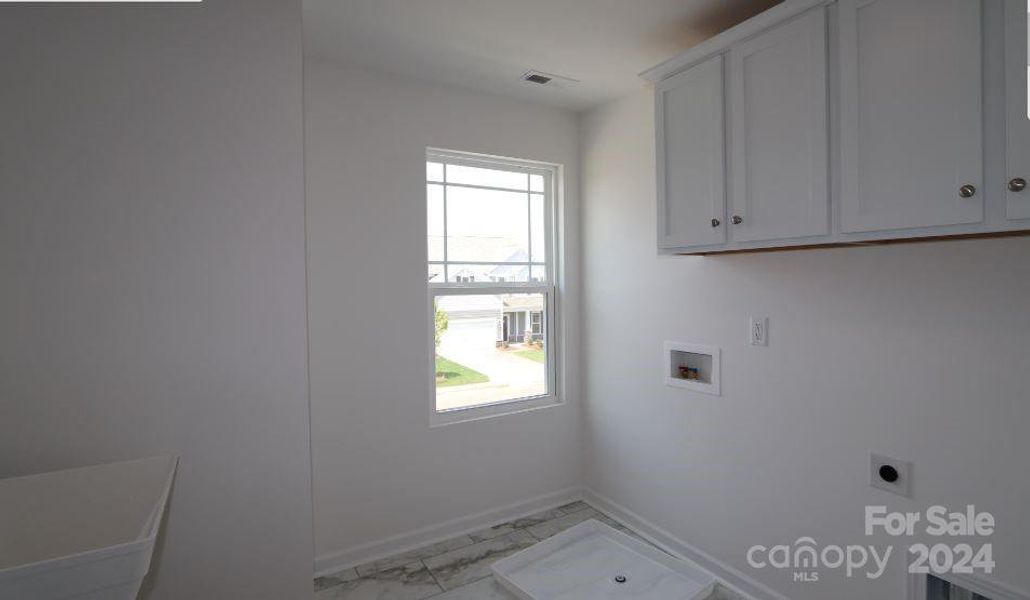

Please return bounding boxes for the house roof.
[430,239,539,283]
[429,235,525,266]
[503,295,543,311]
[437,293,544,317]
[437,295,502,312]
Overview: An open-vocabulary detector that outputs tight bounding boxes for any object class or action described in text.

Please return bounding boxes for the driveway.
[436,347,546,410]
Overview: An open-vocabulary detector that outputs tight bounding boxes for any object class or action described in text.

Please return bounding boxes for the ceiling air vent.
[523,72,552,85]
[521,70,579,88]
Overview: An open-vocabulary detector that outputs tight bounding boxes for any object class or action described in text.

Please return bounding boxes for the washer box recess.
[664,341,721,396]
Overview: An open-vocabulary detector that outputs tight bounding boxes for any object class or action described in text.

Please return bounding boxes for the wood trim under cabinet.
[684,230,1030,256]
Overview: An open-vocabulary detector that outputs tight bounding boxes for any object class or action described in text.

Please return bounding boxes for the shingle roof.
[428,235,524,265]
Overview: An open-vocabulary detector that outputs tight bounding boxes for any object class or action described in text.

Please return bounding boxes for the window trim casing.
[426,148,563,427]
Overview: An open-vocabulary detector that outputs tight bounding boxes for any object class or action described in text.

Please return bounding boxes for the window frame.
[426,148,562,426]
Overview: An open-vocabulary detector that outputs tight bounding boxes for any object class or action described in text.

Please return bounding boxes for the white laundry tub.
[0,455,178,600]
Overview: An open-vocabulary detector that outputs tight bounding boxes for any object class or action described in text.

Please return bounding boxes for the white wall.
[304,60,581,563]
[0,3,314,599]
[580,91,1030,599]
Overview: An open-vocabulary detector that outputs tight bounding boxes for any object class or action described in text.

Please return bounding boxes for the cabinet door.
[729,7,828,242]
[839,0,983,233]
[656,55,726,248]
[1005,0,1030,220]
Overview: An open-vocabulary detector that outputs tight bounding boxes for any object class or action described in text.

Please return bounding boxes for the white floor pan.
[491,519,715,600]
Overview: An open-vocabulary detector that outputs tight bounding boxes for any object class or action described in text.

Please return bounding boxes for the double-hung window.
[427,149,559,422]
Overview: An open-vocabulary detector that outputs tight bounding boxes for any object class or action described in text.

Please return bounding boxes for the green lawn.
[435,356,489,387]
[514,348,546,363]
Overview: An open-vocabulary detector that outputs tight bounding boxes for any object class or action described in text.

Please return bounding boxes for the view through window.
[428,151,556,413]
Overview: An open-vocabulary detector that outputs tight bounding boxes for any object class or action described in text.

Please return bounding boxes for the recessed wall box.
[664,341,720,396]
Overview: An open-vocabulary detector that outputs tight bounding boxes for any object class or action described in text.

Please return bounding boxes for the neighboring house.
[437,295,503,355]
[433,238,546,350]
[434,241,547,351]
[484,249,545,283]
[499,293,543,344]
[428,237,545,284]
[437,294,543,354]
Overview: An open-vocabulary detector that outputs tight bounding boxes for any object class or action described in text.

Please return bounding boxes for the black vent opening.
[523,73,552,85]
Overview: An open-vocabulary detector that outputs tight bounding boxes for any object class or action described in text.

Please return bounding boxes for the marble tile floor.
[314,501,748,600]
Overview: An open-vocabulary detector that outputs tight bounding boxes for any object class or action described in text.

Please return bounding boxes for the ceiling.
[303,0,783,111]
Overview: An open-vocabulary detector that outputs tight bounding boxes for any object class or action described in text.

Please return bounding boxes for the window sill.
[430,394,563,427]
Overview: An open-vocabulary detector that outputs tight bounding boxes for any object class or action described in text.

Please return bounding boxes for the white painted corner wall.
[579,90,1030,600]
[0,2,313,599]
[303,59,582,566]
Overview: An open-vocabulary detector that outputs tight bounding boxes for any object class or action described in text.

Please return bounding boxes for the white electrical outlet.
[748,315,768,346]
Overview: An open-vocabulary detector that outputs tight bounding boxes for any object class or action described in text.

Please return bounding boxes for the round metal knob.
[614,575,628,584]
[1009,178,1027,192]
[711,218,721,228]
[732,215,743,225]
[958,184,977,198]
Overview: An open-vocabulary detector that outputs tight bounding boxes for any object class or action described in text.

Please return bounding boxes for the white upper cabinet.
[1005,0,1030,220]
[838,0,983,233]
[646,0,1027,254]
[729,8,828,242]
[655,55,726,249]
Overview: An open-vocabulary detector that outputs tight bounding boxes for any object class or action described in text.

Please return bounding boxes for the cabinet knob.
[958,184,977,198]
[1009,178,1027,192]
[711,218,721,227]
[732,215,743,225]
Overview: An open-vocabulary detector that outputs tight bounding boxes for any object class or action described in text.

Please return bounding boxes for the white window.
[530,311,543,337]
[427,149,559,423]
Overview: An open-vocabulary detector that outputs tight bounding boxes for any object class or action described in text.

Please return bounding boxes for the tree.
[434,300,449,348]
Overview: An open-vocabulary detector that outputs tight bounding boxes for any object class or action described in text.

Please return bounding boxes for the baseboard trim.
[582,487,790,600]
[316,484,792,600]
[315,485,1027,600]
[313,486,582,577]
